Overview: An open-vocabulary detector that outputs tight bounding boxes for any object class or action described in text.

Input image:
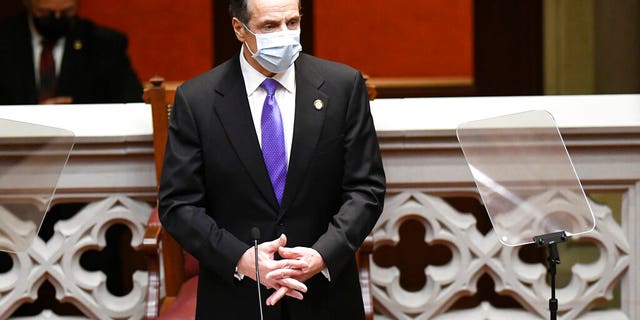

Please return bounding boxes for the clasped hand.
[237,234,326,306]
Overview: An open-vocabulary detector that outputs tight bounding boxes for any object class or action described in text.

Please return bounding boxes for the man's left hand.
[264,246,326,306]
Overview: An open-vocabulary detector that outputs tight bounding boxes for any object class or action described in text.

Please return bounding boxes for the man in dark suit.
[0,0,142,105]
[158,0,386,318]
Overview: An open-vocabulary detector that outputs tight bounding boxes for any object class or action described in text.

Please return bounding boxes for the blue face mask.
[244,25,302,73]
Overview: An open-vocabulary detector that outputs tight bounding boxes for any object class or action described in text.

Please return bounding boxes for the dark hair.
[229,0,302,24]
[229,0,250,24]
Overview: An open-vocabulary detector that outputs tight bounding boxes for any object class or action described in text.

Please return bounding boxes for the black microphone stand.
[251,227,264,320]
[254,238,264,320]
[533,231,567,320]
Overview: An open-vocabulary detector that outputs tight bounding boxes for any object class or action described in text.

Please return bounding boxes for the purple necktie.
[261,78,287,204]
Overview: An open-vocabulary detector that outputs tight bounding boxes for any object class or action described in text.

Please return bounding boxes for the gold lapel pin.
[73,40,83,50]
[313,99,323,110]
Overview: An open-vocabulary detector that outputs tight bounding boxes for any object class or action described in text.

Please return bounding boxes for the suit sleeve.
[158,87,250,285]
[312,71,386,277]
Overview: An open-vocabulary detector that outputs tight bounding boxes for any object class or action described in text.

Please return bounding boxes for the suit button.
[278,222,284,227]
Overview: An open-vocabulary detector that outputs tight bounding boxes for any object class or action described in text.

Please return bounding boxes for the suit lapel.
[281,55,327,211]
[213,55,280,211]
[214,54,328,213]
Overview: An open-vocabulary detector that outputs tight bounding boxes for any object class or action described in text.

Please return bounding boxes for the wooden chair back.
[142,77,185,318]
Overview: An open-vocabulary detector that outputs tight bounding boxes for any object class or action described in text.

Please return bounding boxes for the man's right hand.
[236,234,308,300]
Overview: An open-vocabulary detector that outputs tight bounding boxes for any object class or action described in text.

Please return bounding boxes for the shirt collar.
[239,45,295,97]
[28,15,44,46]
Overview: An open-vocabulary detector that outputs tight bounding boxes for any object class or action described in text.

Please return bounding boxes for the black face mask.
[33,14,74,42]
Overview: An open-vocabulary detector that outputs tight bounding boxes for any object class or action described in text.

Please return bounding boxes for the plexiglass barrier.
[0,118,74,252]
[456,110,595,246]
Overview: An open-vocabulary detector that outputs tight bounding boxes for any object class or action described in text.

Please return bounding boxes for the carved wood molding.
[0,196,151,319]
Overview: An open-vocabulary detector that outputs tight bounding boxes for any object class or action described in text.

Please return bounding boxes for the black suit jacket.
[159,53,385,319]
[0,13,142,105]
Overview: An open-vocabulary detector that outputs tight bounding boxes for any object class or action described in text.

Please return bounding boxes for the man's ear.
[232,18,246,42]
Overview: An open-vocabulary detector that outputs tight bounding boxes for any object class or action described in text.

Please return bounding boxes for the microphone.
[250,227,264,320]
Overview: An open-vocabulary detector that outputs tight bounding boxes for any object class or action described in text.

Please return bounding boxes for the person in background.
[0,0,143,105]
[158,0,386,318]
